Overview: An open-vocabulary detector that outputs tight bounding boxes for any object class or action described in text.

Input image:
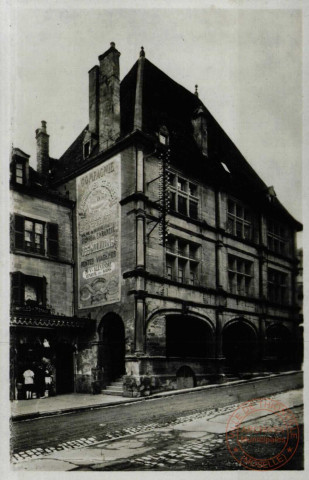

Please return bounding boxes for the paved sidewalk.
[11,393,135,420]
[11,370,303,421]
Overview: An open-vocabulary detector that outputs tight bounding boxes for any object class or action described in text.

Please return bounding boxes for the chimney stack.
[134,47,146,131]
[96,42,121,151]
[36,120,49,175]
[87,43,121,153]
[88,65,99,136]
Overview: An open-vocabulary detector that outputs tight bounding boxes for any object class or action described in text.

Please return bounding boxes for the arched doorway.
[222,320,258,373]
[266,324,293,367]
[99,314,125,383]
[176,366,196,389]
[166,315,214,358]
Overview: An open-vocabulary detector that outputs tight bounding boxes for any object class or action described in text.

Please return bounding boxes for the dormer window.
[16,162,24,184]
[158,126,169,145]
[159,134,168,145]
[11,148,30,185]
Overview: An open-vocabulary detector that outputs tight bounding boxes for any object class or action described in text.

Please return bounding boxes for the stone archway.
[266,324,293,367]
[166,314,214,358]
[222,320,258,372]
[176,366,196,389]
[98,313,125,383]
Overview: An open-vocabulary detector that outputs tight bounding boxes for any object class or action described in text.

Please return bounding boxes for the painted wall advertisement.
[76,156,121,309]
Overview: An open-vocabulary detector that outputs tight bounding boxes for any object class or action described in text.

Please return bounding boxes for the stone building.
[10,43,302,398]
[10,137,91,400]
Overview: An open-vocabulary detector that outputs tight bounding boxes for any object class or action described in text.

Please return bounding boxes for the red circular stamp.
[225,398,299,470]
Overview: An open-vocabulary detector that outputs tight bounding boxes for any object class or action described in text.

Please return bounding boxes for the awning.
[10,313,93,329]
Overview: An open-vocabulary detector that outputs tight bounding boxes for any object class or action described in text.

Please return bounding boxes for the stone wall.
[11,190,73,316]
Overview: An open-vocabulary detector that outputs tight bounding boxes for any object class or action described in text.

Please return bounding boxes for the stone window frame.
[267,219,290,256]
[158,125,169,145]
[12,214,59,258]
[166,235,200,285]
[228,254,254,296]
[169,172,199,220]
[24,218,45,254]
[267,267,288,304]
[226,198,252,240]
[15,161,25,184]
[11,271,47,308]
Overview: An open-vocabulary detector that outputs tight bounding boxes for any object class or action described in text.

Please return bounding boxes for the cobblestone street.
[12,388,303,471]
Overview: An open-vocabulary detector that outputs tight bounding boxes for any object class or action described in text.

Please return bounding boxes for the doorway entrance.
[222,320,258,372]
[266,324,293,367]
[56,342,74,394]
[99,314,125,383]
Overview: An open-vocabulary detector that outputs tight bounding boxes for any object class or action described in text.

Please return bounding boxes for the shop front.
[10,313,93,400]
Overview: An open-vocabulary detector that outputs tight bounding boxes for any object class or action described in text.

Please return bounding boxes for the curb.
[11,370,302,422]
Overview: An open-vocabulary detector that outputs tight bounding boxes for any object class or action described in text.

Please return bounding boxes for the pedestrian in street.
[41,356,54,397]
[23,367,34,400]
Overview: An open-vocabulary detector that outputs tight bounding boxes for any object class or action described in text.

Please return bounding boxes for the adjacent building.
[10,43,302,399]
[10,140,91,400]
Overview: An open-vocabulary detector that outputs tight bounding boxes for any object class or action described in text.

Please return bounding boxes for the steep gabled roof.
[120,61,138,136]
[138,59,301,228]
[51,55,301,229]
[50,127,88,181]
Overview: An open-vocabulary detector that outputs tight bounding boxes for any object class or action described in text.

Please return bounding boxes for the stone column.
[260,213,268,246]
[136,145,145,270]
[215,310,225,381]
[136,147,144,193]
[136,213,145,269]
[215,310,224,358]
[215,190,224,290]
[259,254,268,300]
[135,296,145,353]
[258,316,266,371]
[135,144,146,353]
[216,240,224,289]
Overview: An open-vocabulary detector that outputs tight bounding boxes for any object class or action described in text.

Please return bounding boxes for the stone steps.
[102,377,124,396]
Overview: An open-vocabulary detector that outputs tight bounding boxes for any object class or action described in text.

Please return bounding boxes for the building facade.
[10,43,302,399]
[10,143,92,400]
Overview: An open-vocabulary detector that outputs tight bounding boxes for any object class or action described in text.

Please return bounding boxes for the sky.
[9,1,303,242]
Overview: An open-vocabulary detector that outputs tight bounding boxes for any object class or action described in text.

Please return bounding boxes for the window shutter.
[14,215,24,250]
[42,276,47,307]
[10,214,15,251]
[47,223,59,257]
[11,271,24,307]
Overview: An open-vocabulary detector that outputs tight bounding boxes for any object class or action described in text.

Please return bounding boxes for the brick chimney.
[88,65,99,136]
[36,120,49,175]
[98,42,121,151]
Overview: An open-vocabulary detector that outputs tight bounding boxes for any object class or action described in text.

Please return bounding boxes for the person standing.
[23,368,34,399]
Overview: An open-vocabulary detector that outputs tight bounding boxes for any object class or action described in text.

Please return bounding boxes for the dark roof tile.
[50,56,301,228]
